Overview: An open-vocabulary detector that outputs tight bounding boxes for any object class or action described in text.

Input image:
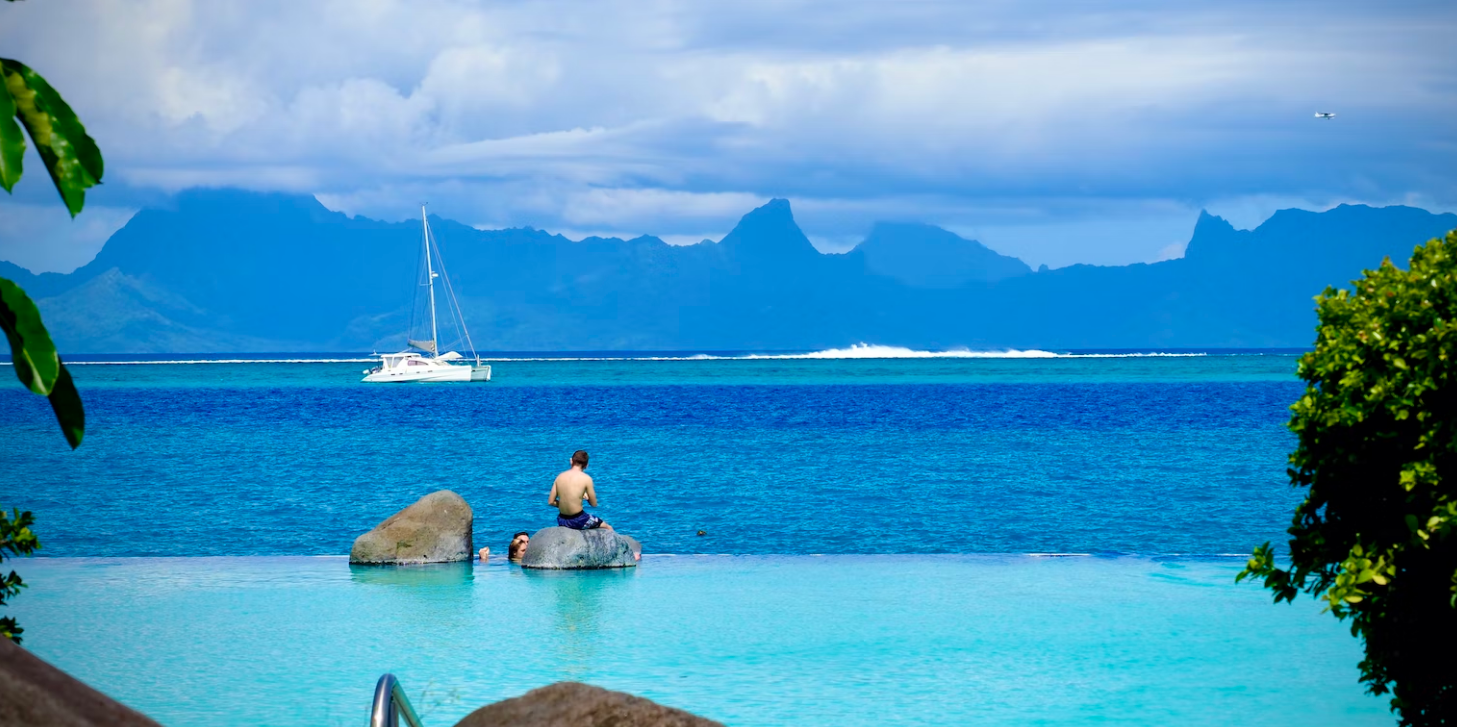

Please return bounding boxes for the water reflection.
[523,568,636,679]
[348,561,475,588]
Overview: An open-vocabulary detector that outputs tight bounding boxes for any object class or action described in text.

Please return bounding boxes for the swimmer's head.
[508,531,531,560]
[571,450,589,469]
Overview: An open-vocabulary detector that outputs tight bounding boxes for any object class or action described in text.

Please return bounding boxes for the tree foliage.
[0,277,83,447]
[0,58,104,215]
[1,8,102,643]
[0,508,39,644]
[0,54,96,447]
[1240,230,1457,725]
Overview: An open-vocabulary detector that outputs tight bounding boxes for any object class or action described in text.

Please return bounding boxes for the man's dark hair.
[512,531,530,541]
[571,450,589,467]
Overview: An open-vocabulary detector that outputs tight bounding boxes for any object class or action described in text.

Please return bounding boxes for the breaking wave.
[738,344,1062,359]
[6,344,1220,365]
[474,345,1210,361]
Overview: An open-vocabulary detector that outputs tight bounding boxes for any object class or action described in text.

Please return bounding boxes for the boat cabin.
[378,352,429,371]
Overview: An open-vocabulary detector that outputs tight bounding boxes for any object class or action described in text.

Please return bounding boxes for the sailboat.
[362,205,492,383]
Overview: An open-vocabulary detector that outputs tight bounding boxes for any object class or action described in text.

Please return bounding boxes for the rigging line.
[423,207,439,354]
[428,221,478,359]
[428,224,460,352]
[407,212,429,353]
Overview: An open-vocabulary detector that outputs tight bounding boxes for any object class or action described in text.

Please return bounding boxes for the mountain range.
[2,189,1454,353]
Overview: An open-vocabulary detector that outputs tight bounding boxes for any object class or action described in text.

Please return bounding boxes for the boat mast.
[422,204,439,357]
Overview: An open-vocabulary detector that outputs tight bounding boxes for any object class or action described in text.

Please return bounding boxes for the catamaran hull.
[362,364,487,383]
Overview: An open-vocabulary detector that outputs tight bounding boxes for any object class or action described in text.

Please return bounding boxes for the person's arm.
[548,480,559,507]
[585,477,599,508]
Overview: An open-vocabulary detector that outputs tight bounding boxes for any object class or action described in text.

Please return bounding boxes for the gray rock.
[0,637,162,726]
[349,490,473,565]
[520,526,640,569]
[453,681,721,727]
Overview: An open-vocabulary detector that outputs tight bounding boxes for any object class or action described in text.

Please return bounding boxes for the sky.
[1,0,1454,273]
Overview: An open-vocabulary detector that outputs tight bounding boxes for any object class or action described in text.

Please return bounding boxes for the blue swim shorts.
[557,511,604,530]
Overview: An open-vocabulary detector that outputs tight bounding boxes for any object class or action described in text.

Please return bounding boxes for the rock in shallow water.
[349,490,473,565]
[521,526,640,569]
[452,681,720,727]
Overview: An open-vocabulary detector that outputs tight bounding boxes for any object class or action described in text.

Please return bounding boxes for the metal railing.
[370,674,425,727]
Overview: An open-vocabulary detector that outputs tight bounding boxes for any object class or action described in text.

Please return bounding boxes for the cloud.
[0,203,137,274]
[557,188,766,229]
[1153,241,1189,263]
[0,0,1453,272]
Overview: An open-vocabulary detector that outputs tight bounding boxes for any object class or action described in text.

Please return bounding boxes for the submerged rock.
[349,490,473,565]
[0,637,162,726]
[520,526,640,569]
[453,681,721,727]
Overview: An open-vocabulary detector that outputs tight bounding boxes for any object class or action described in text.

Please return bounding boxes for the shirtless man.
[548,450,612,530]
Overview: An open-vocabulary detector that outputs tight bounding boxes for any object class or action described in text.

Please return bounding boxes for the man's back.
[549,450,611,530]
[551,468,594,516]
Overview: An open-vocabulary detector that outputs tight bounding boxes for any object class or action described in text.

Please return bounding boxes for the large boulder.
[520,527,640,569]
[453,682,721,727]
[349,490,473,565]
[0,637,163,726]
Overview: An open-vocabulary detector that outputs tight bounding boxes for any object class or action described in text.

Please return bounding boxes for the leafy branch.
[1,35,105,643]
[1239,230,1457,725]
[1,56,99,447]
[0,508,39,644]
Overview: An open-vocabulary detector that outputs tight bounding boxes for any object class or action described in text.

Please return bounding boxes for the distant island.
[2,189,1454,353]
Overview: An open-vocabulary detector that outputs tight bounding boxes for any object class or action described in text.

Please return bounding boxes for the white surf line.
[475,349,1212,362]
[0,346,1223,365]
[57,358,376,365]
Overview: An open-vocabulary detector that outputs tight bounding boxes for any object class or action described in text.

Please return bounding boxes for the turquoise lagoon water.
[13,555,1385,726]
[1,352,1391,724]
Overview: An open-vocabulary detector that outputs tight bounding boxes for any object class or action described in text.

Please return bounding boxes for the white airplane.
[1315,112,1336,120]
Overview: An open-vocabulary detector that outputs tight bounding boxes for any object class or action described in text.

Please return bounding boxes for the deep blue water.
[2,354,1305,557]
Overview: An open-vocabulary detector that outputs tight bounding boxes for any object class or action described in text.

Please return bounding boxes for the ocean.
[5,349,1390,726]
[3,349,1306,558]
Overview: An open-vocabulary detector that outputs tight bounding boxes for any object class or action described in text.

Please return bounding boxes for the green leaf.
[0,59,103,216]
[0,276,60,395]
[46,361,83,449]
[0,85,22,193]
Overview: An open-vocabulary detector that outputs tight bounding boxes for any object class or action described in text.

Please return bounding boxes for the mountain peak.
[1182,210,1244,262]
[718,198,817,261]
[1193,209,1235,235]
[734,198,796,229]
[759,197,792,214]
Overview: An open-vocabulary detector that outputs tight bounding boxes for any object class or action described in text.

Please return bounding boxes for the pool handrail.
[370,673,425,727]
